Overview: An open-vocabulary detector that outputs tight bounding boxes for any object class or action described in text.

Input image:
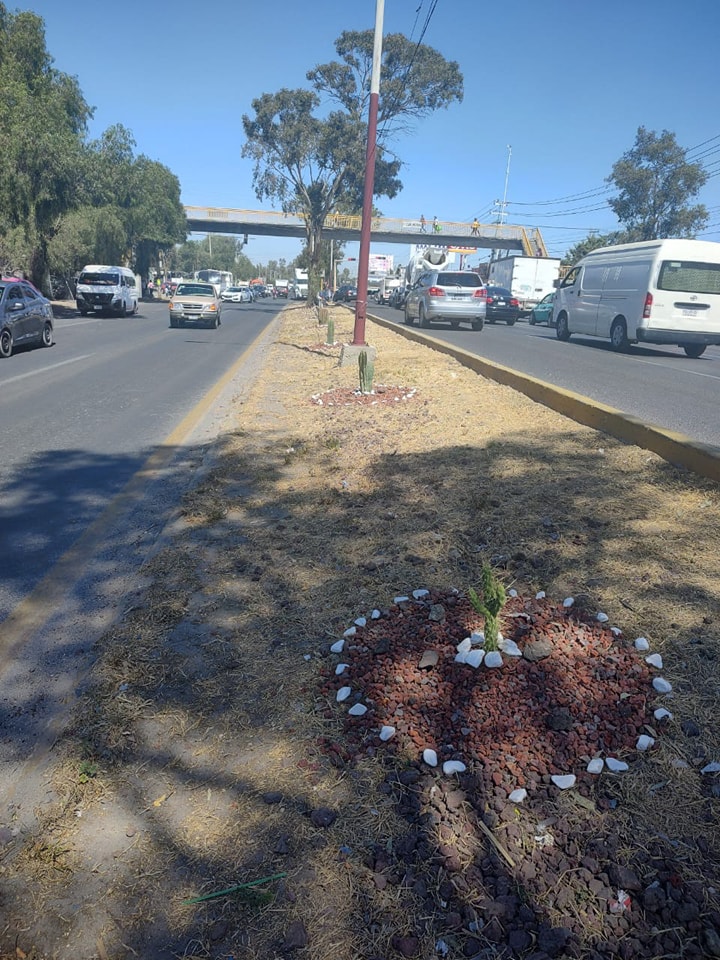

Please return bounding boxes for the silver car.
[0,277,54,358]
[404,270,486,330]
[169,282,222,328]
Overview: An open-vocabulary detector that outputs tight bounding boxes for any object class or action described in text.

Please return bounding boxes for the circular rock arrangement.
[310,385,418,407]
[315,590,720,959]
[321,589,665,794]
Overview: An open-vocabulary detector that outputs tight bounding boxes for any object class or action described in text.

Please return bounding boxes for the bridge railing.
[184,205,533,244]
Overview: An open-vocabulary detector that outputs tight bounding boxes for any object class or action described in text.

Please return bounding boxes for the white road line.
[1,354,94,385]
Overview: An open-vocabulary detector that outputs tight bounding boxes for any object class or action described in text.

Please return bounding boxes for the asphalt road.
[370,303,720,449]
[0,296,281,624]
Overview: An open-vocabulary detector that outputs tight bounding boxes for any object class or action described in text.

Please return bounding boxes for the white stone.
[563,597,574,608]
[443,760,467,775]
[508,588,518,598]
[343,626,357,638]
[371,609,381,619]
[465,649,485,668]
[551,774,576,789]
[536,590,546,599]
[508,788,527,803]
[336,686,352,702]
[470,631,485,645]
[303,654,312,661]
[379,725,395,741]
[394,596,409,604]
[457,637,472,654]
[348,703,367,716]
[611,627,622,637]
[330,639,345,653]
[454,651,468,664]
[499,638,522,657]
[413,589,429,599]
[335,663,349,675]
[672,758,689,770]
[423,748,438,767]
[587,758,604,774]
[645,653,663,669]
[596,612,609,622]
[636,734,655,751]
[606,758,629,772]
[654,707,673,721]
[653,677,672,694]
[354,616,367,627]
[701,762,720,774]
[634,637,650,651]
[484,650,503,668]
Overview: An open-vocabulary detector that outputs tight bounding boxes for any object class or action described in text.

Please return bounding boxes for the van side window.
[561,266,580,288]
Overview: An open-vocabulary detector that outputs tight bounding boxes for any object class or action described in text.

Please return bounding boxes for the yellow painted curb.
[369,313,720,484]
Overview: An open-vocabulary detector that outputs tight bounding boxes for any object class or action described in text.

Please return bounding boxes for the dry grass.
[2,303,720,960]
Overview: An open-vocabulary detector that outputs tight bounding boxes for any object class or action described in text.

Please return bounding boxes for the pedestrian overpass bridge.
[184,206,549,258]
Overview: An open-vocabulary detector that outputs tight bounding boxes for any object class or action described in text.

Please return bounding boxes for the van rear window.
[79,272,119,285]
[658,260,720,296]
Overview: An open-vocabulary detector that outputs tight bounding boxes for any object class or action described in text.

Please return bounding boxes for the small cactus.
[358,349,374,394]
[468,564,507,652]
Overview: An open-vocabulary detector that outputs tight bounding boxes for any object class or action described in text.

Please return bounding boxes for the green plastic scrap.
[182,871,287,905]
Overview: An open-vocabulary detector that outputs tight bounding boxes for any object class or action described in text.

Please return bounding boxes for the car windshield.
[79,272,119,285]
[436,273,482,287]
[176,284,214,296]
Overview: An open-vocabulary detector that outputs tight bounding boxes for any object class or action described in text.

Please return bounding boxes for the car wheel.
[555,313,571,341]
[471,318,484,331]
[419,305,430,328]
[683,343,706,358]
[211,314,219,329]
[528,312,536,325]
[0,327,13,358]
[610,318,629,351]
[79,308,89,316]
[404,305,414,325]
[132,300,138,315]
[506,318,516,326]
[41,321,53,347]
[170,318,177,328]
[119,302,127,318]
[487,317,496,324]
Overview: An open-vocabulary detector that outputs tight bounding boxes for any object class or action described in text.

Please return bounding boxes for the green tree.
[0,5,91,290]
[242,30,463,302]
[607,127,708,240]
[562,231,625,265]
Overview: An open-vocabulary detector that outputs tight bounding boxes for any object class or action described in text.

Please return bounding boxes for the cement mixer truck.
[405,245,454,288]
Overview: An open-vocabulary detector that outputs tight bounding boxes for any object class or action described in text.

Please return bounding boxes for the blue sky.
[22,0,720,271]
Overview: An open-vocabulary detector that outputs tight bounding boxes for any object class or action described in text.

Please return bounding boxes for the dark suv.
[0,278,54,358]
[404,270,486,330]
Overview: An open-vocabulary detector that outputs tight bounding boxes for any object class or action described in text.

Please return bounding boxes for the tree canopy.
[606,127,708,240]
[242,30,463,299]
[0,5,186,290]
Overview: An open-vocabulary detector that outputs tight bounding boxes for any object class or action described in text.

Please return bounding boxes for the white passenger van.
[553,239,720,358]
[76,265,139,317]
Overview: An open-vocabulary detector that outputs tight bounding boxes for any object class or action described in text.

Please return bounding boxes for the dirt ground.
[1,303,720,960]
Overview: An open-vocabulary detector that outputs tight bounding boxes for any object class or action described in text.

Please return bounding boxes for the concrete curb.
[368,312,720,483]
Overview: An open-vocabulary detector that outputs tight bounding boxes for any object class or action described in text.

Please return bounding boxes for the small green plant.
[325,316,335,346]
[358,349,375,394]
[78,760,99,784]
[468,564,507,651]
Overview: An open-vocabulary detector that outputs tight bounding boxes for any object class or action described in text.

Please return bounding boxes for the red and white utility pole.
[352,0,384,346]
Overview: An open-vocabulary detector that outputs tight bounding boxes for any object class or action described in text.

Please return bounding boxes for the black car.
[333,284,358,303]
[485,285,521,325]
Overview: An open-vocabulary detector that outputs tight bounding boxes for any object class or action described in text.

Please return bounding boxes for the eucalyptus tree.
[242,30,463,301]
[607,127,708,240]
[0,4,91,289]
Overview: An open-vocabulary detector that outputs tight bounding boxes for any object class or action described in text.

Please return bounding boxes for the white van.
[553,239,720,358]
[76,265,139,317]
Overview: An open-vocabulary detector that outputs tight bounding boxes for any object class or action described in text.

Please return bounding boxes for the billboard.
[369,253,394,274]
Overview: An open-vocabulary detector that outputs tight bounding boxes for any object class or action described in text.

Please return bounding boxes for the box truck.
[488,256,561,315]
